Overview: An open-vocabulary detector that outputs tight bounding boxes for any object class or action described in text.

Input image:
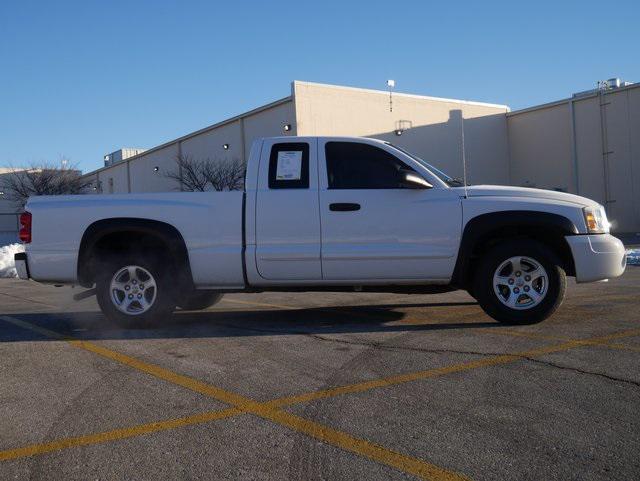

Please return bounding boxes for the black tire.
[96,255,176,328]
[177,291,224,311]
[473,239,566,324]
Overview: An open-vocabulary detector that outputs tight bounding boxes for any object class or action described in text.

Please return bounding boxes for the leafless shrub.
[166,154,245,192]
[204,157,245,191]
[1,162,90,208]
[165,154,210,192]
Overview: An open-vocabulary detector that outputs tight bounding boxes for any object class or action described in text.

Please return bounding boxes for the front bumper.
[14,252,30,280]
[565,234,626,283]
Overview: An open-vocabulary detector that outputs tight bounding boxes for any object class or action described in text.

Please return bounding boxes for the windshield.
[386,143,465,187]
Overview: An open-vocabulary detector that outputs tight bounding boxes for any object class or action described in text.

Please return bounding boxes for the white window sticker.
[276,151,303,180]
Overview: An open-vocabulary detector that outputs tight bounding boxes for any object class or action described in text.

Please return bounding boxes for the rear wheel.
[473,240,566,324]
[177,291,224,311]
[96,256,176,328]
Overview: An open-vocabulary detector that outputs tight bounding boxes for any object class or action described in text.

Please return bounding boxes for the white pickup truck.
[15,136,626,327]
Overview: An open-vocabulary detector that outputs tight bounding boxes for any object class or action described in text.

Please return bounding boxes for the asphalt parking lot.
[1,267,639,481]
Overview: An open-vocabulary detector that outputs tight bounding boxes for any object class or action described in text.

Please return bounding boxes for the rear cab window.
[268,143,310,189]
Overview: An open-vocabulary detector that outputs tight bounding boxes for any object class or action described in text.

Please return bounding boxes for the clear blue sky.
[1,0,637,172]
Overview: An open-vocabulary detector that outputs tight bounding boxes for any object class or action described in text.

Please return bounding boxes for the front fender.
[451,210,579,288]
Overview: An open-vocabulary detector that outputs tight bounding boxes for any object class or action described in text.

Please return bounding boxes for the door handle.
[329,203,361,212]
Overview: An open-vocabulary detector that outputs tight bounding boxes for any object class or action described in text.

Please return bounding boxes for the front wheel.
[96,256,176,328]
[473,240,566,324]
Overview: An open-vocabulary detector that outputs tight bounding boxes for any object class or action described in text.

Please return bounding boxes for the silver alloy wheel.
[109,265,157,315]
[492,256,548,310]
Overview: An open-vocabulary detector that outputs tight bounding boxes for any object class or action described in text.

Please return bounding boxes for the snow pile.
[0,244,25,278]
[627,249,640,266]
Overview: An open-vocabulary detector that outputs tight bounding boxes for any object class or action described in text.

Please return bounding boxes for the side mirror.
[399,169,433,189]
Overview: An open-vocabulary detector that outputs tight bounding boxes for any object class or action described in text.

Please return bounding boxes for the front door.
[318,140,461,281]
[255,139,322,280]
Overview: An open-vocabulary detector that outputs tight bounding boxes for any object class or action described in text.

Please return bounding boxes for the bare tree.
[1,163,91,208]
[166,154,246,192]
[203,157,245,191]
[164,154,210,192]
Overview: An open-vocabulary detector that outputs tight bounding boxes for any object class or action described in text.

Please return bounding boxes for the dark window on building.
[325,142,414,189]
[268,142,309,189]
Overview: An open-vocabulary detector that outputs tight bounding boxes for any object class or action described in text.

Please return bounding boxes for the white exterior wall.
[83,98,295,194]
[129,144,179,193]
[79,80,639,233]
[507,102,574,191]
[293,81,511,185]
[97,162,129,194]
[243,100,297,154]
[181,120,243,163]
[508,84,640,233]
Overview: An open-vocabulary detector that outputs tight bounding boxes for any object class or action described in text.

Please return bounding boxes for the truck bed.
[26,191,245,287]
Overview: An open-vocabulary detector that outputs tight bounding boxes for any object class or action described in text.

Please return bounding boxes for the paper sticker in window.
[276,151,303,180]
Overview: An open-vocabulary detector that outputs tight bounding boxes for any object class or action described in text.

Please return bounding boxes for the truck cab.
[249,137,461,284]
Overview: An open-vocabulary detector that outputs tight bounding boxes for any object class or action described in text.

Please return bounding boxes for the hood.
[456,185,599,208]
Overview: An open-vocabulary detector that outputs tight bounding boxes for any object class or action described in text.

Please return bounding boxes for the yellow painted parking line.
[0,291,59,309]
[223,298,395,321]
[483,328,640,353]
[267,328,640,408]
[260,409,469,481]
[599,342,640,353]
[483,328,563,342]
[0,408,240,462]
[223,298,297,310]
[3,314,639,479]
[0,315,467,481]
[223,298,638,351]
[3,313,640,478]
[0,315,67,340]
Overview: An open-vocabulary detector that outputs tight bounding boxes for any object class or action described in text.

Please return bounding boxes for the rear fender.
[77,218,193,288]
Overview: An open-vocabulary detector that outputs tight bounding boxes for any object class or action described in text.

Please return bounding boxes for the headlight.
[583,205,610,234]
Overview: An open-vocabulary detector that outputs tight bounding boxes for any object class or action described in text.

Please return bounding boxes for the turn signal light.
[19,212,32,243]
[585,211,598,231]
[583,205,609,234]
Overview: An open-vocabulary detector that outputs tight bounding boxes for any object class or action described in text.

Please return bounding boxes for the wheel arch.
[452,210,578,290]
[77,218,193,289]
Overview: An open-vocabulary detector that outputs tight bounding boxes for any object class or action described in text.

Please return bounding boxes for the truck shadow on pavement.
[0,301,502,343]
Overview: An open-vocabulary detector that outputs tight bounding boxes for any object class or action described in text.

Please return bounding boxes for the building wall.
[293,81,511,184]
[573,96,605,203]
[97,161,129,194]
[507,102,574,191]
[85,98,296,194]
[79,80,639,233]
[599,87,640,233]
[181,120,243,163]
[243,100,297,153]
[507,84,640,233]
[129,144,179,193]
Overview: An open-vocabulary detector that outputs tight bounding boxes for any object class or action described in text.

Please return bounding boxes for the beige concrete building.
[1,79,632,240]
[507,82,640,234]
[82,81,511,196]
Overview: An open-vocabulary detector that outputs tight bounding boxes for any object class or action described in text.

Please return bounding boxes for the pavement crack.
[222,323,640,388]
[306,332,506,357]
[517,356,640,388]
[221,322,508,357]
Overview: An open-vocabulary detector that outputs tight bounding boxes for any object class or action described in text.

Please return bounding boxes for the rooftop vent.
[104,148,147,167]
[573,78,634,98]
